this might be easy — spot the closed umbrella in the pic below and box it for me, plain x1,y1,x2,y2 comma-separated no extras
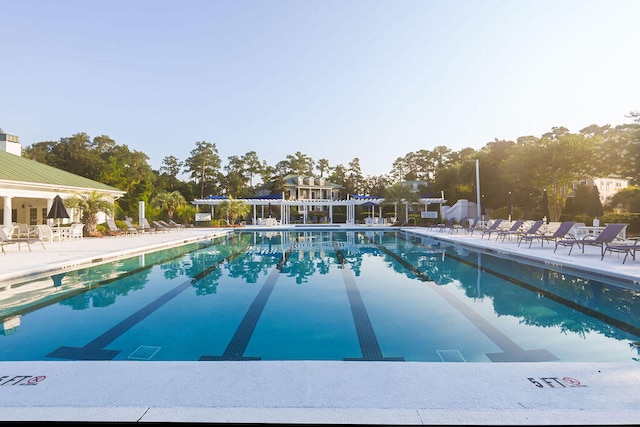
587,186,604,224
47,195,70,227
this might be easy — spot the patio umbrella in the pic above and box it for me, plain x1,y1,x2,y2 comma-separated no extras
541,189,549,220
587,186,604,219
47,195,69,226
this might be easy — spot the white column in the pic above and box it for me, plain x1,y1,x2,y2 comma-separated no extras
3,196,12,227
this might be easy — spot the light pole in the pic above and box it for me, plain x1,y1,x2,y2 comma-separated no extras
466,159,481,219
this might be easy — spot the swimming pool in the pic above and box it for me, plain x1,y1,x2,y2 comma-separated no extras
1,230,639,363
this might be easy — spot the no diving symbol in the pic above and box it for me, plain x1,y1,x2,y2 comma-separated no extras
26,376,46,385
562,377,581,386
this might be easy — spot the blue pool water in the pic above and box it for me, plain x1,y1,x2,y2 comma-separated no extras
1,230,639,362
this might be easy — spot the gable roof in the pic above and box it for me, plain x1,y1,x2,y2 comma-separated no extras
0,151,123,193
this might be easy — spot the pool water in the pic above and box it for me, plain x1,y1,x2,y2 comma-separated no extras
1,230,639,362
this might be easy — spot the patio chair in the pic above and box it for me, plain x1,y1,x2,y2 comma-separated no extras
479,219,504,239
158,220,180,231
498,219,544,243
0,227,45,254
140,217,159,233
168,219,185,230
555,223,628,256
602,238,639,264
429,217,454,232
105,218,124,237
153,220,173,232
15,223,38,238
123,219,141,236
518,221,575,248
462,217,481,236
495,219,525,242
63,223,84,240
441,217,460,234
36,224,64,243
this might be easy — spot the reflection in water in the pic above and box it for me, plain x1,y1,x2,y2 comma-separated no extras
1,230,639,357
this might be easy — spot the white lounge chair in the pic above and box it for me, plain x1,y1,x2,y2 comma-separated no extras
1,227,45,254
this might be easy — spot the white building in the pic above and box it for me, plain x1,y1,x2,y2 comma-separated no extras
576,177,628,204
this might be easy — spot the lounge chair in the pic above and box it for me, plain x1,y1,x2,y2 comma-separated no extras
105,218,124,237
602,238,639,264
555,223,628,256
153,220,173,232
159,219,181,231
497,219,544,243
15,223,38,238
495,219,525,242
518,221,575,248
168,219,185,229
461,217,480,235
0,227,45,254
429,218,454,232
440,217,459,234
479,219,504,239
140,217,158,233
123,219,141,236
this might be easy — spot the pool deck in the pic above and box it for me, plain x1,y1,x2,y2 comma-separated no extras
1,225,639,425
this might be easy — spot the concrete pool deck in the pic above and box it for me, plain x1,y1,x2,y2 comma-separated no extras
1,225,639,425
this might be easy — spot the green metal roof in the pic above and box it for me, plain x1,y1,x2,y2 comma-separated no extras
0,151,123,192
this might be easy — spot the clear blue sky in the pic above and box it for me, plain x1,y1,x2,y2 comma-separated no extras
2,0,639,177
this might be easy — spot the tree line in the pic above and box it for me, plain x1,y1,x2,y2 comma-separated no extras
11,111,640,223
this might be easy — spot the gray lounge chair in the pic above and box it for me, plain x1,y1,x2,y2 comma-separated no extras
602,238,639,264
519,221,575,248
105,218,125,237
495,219,525,242
479,219,504,239
123,219,141,236
555,223,628,256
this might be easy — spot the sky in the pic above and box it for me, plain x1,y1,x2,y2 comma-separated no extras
1,0,639,178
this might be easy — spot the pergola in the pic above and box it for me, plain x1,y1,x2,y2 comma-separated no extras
192,194,447,225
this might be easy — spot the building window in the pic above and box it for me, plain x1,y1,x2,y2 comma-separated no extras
0,209,3,225
11,209,17,223
42,208,48,224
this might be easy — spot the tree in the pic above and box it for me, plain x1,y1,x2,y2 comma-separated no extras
316,158,331,178
183,141,222,198
217,196,251,225
382,183,420,224
285,151,314,175
503,132,594,221
160,155,183,177
65,191,114,235
242,151,262,187
151,190,187,221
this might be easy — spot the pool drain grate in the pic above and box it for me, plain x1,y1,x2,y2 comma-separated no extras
128,346,161,360
437,349,466,362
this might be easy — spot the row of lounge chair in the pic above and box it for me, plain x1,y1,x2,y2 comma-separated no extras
104,218,184,236
437,218,638,264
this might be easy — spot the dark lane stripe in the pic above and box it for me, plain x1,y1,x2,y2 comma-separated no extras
335,244,403,361
200,250,293,361
47,247,245,360
364,234,558,362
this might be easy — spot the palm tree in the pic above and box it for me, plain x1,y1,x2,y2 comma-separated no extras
382,183,420,224
151,190,187,221
65,191,114,235
218,196,251,225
